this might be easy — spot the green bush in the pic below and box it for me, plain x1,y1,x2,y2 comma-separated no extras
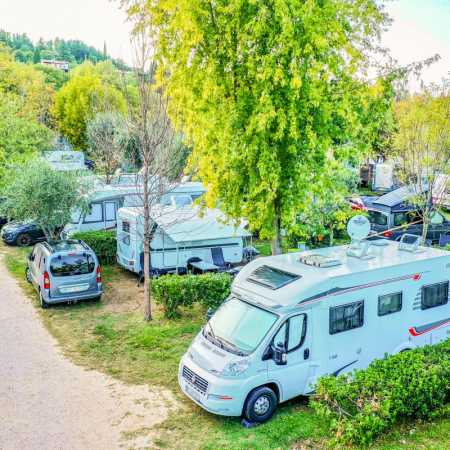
152,273,232,318
312,339,450,446
71,230,117,264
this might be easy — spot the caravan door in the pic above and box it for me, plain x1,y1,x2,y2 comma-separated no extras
104,201,119,230
267,313,311,400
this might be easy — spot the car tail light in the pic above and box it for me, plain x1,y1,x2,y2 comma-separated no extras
383,231,393,238
43,271,50,290
96,266,102,283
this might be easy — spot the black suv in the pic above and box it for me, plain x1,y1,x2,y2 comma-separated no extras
1,221,46,246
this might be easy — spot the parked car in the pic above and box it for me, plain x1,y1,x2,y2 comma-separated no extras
25,240,102,308
1,221,46,246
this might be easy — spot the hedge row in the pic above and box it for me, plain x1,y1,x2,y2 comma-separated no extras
152,273,232,318
71,230,117,264
312,339,450,445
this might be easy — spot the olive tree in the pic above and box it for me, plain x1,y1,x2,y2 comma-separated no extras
0,159,90,240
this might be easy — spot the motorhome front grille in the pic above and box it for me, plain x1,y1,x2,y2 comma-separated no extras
182,366,209,394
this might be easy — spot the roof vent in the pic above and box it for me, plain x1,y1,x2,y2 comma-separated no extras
299,254,342,268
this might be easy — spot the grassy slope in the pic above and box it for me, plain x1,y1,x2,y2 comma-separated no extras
2,243,449,450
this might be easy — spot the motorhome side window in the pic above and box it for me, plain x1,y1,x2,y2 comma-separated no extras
329,301,364,335
272,314,306,352
84,203,103,223
378,292,402,316
421,281,449,310
122,221,130,233
121,220,130,245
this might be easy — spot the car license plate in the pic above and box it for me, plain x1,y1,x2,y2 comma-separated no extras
60,284,89,294
185,383,203,403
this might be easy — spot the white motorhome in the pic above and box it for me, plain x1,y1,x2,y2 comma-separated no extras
116,205,250,275
63,181,206,236
179,235,450,423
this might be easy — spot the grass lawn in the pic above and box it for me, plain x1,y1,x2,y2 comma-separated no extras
2,242,449,450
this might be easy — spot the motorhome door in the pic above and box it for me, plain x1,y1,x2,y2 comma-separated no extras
267,313,311,401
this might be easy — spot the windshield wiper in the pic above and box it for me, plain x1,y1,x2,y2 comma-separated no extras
204,322,224,350
218,337,247,357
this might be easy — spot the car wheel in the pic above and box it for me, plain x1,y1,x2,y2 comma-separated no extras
243,386,278,423
16,233,32,247
39,290,49,309
25,267,32,284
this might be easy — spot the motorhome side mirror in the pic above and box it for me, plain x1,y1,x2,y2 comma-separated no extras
28,253,34,261
206,308,216,321
272,342,287,366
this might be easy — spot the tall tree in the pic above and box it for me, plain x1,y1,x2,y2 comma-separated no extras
52,62,127,149
393,81,450,242
144,0,390,254
87,112,128,183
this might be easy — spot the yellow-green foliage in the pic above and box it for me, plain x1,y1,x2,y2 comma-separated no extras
147,0,390,247
52,61,126,149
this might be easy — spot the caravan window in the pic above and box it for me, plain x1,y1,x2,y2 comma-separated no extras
83,203,103,223
105,202,117,221
122,221,130,233
329,301,364,335
421,281,449,310
378,292,402,316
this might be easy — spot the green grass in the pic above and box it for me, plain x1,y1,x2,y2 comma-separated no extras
1,242,449,450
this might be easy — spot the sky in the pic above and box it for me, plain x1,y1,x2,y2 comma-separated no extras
0,0,449,85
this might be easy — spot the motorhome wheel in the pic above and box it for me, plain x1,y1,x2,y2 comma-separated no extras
244,386,277,423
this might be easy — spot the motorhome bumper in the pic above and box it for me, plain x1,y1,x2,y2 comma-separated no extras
178,356,246,417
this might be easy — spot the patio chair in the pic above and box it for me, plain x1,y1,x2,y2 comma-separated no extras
211,247,231,272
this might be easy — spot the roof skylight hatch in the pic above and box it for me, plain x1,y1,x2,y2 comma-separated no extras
247,265,300,290
299,254,342,268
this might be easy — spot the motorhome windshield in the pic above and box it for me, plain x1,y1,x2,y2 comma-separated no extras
205,298,278,355
368,210,388,226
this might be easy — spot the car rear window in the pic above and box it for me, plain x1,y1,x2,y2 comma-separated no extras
50,254,95,277
368,210,388,226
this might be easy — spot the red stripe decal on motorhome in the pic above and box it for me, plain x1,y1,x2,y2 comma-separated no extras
300,273,424,306
408,318,450,337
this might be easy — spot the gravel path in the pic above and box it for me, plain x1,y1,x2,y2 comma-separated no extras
0,256,176,450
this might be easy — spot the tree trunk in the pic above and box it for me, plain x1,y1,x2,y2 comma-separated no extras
270,214,282,255
421,210,430,245
143,165,152,321
329,227,334,246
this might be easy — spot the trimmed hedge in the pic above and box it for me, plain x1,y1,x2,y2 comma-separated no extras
312,339,450,446
71,230,117,264
152,273,232,318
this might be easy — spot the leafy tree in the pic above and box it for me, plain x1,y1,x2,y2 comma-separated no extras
393,81,450,242
145,0,390,254
0,95,53,186
87,112,128,183
0,159,90,240
52,63,127,149
34,64,69,90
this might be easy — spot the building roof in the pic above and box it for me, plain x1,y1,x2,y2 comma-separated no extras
119,205,251,243
233,241,450,310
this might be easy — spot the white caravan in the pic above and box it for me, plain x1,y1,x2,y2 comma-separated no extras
44,150,86,171
179,236,450,423
63,181,206,237
116,205,250,275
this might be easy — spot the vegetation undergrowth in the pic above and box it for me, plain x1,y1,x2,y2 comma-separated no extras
1,242,449,450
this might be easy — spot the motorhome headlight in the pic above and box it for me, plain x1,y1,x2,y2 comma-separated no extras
221,358,251,376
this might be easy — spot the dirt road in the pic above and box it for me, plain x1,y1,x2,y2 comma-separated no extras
0,256,176,450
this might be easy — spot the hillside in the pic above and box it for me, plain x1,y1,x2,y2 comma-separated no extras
0,29,129,70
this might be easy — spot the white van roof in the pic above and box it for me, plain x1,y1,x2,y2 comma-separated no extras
118,205,251,243
233,241,450,310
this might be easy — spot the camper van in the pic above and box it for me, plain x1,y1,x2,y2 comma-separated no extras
116,205,250,275
62,181,206,237
179,235,450,423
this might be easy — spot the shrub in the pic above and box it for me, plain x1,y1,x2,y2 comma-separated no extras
71,230,117,264
152,273,232,318
312,339,450,446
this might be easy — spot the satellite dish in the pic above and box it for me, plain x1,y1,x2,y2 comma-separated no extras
347,215,370,241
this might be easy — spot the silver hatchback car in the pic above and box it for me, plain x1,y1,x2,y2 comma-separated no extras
26,240,103,308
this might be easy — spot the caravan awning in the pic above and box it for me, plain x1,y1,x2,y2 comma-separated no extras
151,206,251,244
